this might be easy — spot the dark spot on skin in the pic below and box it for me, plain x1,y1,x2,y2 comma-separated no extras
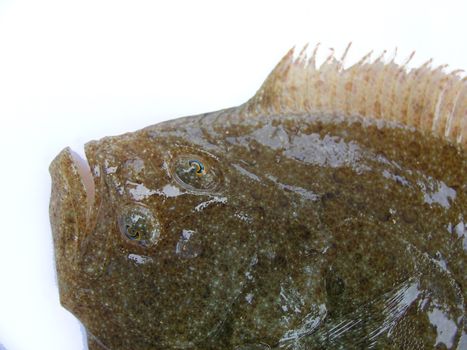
202,285,211,299
293,224,311,241
219,262,229,273
359,276,370,290
254,257,270,275
375,208,391,222
321,192,337,203
313,121,324,134
286,223,311,242
277,194,290,209
401,210,417,224
199,245,213,259
332,168,354,184
326,275,345,297
347,197,366,211
64,215,75,225
273,254,287,269
250,206,266,221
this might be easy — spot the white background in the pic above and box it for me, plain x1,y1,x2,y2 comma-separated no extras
0,1,465,349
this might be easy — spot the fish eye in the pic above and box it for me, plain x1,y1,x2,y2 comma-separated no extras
188,159,206,176
171,154,221,193
117,205,161,247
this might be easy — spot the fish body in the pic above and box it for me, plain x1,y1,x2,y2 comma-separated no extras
49,46,466,349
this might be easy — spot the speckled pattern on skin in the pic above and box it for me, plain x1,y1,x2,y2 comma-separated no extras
49,46,466,349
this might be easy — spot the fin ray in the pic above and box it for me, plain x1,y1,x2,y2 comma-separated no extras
241,44,466,148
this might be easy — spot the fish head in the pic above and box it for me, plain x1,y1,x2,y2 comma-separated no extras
49,120,289,349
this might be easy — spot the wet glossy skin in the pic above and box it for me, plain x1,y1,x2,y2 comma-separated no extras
50,109,466,349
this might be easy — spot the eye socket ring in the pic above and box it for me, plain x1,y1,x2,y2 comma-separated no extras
117,205,161,247
171,154,222,193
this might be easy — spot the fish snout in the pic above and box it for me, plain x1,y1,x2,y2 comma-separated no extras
49,147,95,294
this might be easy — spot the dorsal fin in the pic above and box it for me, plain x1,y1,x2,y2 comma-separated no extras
241,44,467,149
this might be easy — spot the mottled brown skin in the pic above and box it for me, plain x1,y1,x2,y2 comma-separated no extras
50,108,466,349
50,43,467,350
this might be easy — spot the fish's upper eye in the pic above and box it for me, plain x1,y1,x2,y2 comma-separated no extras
171,154,221,193
117,205,161,247
188,159,206,176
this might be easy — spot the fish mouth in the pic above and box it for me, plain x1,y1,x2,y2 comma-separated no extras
69,148,95,210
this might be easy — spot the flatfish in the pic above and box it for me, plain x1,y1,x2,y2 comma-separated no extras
49,45,466,349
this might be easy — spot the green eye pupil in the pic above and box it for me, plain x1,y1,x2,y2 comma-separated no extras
125,225,141,239
124,218,148,241
188,160,205,176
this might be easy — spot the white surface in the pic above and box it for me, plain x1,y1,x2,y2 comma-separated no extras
0,1,466,349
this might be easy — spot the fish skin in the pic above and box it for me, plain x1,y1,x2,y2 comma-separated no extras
49,46,466,349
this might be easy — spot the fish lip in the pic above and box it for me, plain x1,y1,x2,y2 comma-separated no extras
69,148,95,211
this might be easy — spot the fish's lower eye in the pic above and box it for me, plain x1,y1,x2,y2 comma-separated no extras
117,205,161,247
172,154,221,193
125,225,141,240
